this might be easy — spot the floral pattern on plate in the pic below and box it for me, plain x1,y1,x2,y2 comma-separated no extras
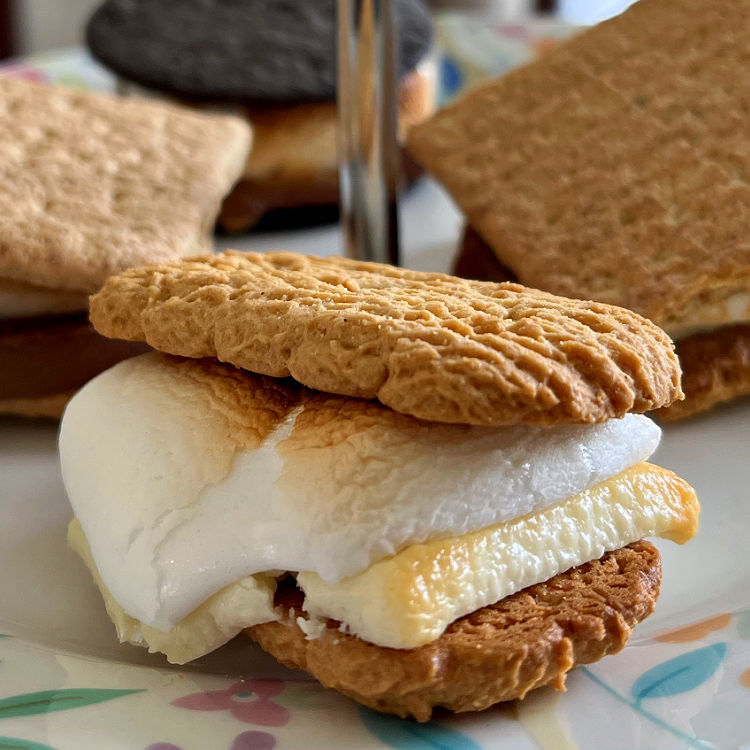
1,607,750,750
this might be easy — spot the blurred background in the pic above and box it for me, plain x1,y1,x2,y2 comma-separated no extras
0,0,639,60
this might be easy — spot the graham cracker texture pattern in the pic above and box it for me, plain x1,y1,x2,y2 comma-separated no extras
0,76,251,292
248,541,661,721
407,0,750,328
89,250,682,426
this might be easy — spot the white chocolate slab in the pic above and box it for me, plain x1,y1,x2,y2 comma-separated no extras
299,462,698,649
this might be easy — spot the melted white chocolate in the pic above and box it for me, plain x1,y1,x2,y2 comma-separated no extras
299,462,698,649
68,519,278,664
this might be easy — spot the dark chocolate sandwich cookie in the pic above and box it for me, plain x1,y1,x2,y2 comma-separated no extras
87,0,432,104
87,0,437,232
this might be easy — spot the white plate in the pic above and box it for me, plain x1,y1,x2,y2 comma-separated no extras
2,45,750,750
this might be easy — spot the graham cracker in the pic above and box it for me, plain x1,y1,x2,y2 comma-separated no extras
89,250,682,426
407,0,750,327
247,541,661,721
0,75,251,292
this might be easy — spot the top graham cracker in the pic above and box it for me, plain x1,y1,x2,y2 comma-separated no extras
89,250,682,426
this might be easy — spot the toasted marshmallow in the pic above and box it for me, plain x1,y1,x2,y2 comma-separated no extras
68,461,698,659
0,278,88,319
68,518,278,663
60,352,660,634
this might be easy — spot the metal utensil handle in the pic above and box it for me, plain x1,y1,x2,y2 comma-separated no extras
337,0,401,265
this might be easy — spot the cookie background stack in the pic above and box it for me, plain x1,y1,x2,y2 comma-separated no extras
408,0,750,420
0,75,251,417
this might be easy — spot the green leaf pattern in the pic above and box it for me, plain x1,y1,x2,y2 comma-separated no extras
0,737,59,750
0,689,144,719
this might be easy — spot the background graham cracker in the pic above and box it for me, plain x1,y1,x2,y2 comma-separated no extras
0,76,251,293
408,0,750,328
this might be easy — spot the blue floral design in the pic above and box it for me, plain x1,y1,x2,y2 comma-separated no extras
632,643,727,704
581,642,729,750
358,707,481,749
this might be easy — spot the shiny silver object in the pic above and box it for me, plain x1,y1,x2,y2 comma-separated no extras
337,0,400,265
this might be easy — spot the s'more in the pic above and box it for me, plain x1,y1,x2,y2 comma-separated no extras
59,251,698,720
0,76,250,417
408,0,750,420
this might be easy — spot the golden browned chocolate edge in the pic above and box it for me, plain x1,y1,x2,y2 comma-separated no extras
89,251,682,426
658,324,750,421
247,542,661,721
